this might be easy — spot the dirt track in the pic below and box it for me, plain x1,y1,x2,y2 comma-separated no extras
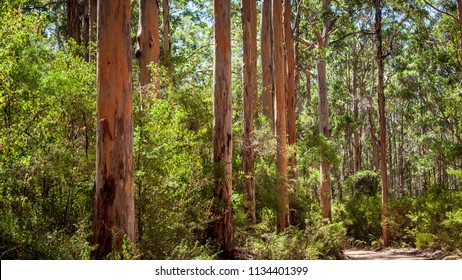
343,248,453,260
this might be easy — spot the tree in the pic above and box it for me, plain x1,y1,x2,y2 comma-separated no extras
162,0,172,79
67,0,80,43
284,0,297,185
89,0,97,61
92,0,135,259
212,0,233,258
136,0,161,95
316,0,335,220
273,0,290,231
375,0,390,247
241,0,257,224
261,0,274,129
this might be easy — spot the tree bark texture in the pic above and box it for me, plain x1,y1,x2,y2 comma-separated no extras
273,0,290,231
317,57,331,220
213,0,233,258
317,0,332,220
136,0,161,94
241,0,257,224
283,0,297,184
261,0,274,129
375,0,390,247
93,0,135,259
67,0,80,43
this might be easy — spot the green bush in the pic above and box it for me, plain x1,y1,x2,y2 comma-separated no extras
242,205,346,260
342,170,380,197
405,188,462,250
343,194,382,243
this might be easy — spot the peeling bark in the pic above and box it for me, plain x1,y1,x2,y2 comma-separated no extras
242,0,257,224
261,0,274,129
136,0,161,96
92,0,135,259
273,0,290,231
284,0,297,186
212,0,233,258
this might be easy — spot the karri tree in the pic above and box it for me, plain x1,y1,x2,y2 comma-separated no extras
283,0,297,185
261,0,274,128
241,0,257,224
212,0,233,258
273,0,290,231
92,0,135,259
375,0,390,247
136,0,161,95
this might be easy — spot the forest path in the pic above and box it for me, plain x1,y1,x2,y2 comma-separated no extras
343,248,449,260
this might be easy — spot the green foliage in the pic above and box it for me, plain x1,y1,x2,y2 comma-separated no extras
404,188,462,251
241,205,346,260
0,8,95,259
343,194,382,243
342,170,380,197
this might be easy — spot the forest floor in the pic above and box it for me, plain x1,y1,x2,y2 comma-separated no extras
343,247,459,260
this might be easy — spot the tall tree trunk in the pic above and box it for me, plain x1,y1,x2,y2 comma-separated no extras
82,1,89,61
136,0,161,96
212,0,233,258
261,0,274,129
352,55,361,173
92,0,135,259
67,0,80,43
457,0,462,67
284,0,297,185
241,0,257,224
162,0,173,80
305,69,311,107
89,0,97,61
317,0,332,221
375,0,390,247
318,57,331,220
273,0,290,231
367,60,380,172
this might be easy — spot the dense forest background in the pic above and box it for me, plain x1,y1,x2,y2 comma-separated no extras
1,0,461,260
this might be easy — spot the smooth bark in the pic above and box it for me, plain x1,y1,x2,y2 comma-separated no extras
375,0,390,247
241,0,257,224
284,0,297,184
212,0,233,258
92,0,135,259
273,0,290,231
136,0,161,95
317,0,333,220
261,0,274,129
67,0,80,43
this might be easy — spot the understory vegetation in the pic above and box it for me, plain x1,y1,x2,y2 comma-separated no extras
1,1,462,259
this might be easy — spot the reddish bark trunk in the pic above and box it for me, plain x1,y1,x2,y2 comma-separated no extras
92,0,135,259
67,0,80,43
273,0,290,231
284,0,297,185
213,0,233,258
241,0,257,224
261,0,274,129
136,0,161,96
375,0,390,247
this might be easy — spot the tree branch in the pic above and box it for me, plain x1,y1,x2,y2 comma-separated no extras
422,0,459,23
